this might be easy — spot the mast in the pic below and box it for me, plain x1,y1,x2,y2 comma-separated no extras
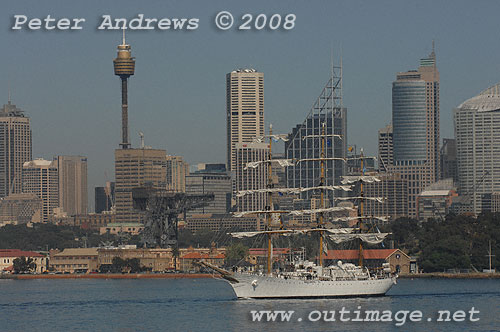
359,148,364,267
267,124,273,275
319,122,326,267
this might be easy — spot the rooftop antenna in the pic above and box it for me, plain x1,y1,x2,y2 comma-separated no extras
122,27,126,45
139,131,144,149
8,82,11,104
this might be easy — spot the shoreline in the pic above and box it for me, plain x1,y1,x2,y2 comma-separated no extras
399,272,500,279
2,272,499,280
0,273,222,280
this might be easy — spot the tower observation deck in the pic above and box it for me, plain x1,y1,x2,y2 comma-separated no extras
113,31,135,149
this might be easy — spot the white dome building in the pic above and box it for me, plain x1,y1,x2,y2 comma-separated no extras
454,83,500,214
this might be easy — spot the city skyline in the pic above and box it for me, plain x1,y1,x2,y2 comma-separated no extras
3,1,500,208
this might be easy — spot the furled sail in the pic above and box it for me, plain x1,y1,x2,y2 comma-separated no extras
330,216,390,222
328,233,390,245
229,228,356,238
341,176,381,184
236,185,352,197
335,196,385,203
244,159,294,170
253,134,289,143
297,157,346,163
289,206,355,216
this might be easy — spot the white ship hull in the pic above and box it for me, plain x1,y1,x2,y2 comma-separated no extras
227,273,396,299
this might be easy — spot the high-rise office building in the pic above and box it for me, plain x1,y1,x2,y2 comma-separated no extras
166,155,189,193
378,124,393,173
454,83,500,214
56,156,87,216
440,138,458,183
186,165,232,216
226,69,264,172
95,181,115,213
286,68,347,206
362,173,408,221
235,142,269,212
389,47,440,217
0,99,32,198
114,148,167,223
22,159,58,222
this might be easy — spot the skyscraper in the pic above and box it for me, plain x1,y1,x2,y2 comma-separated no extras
454,83,500,214
95,181,115,213
22,159,58,222
226,69,264,172
389,47,440,217
378,124,393,173
186,165,232,216
285,66,346,206
56,156,87,216
0,99,32,198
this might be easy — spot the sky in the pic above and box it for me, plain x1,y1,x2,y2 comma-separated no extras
2,0,500,211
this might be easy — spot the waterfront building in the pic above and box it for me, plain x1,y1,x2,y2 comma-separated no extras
388,47,440,217
0,99,32,198
56,156,87,216
454,82,500,214
114,148,167,223
226,69,264,172
0,249,46,274
416,179,457,220
50,248,99,273
22,159,58,222
378,124,393,172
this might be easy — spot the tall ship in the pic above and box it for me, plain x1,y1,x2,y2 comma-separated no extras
201,120,397,299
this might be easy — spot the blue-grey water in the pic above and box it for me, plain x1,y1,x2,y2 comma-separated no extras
0,277,499,332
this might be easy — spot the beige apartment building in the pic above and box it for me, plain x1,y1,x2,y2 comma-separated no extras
166,155,189,192
114,148,167,223
22,159,59,222
50,248,99,273
56,156,88,216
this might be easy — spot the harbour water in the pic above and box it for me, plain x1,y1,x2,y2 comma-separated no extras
0,277,499,331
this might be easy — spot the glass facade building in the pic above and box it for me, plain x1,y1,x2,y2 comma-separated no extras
392,80,427,162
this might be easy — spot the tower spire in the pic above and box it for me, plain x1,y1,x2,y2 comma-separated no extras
113,31,135,149
8,83,11,104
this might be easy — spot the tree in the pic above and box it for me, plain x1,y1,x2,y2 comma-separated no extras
13,256,36,274
225,243,249,266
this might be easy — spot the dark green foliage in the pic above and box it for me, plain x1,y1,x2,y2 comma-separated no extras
225,243,249,266
13,256,36,273
0,224,124,250
110,257,146,273
386,213,500,272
